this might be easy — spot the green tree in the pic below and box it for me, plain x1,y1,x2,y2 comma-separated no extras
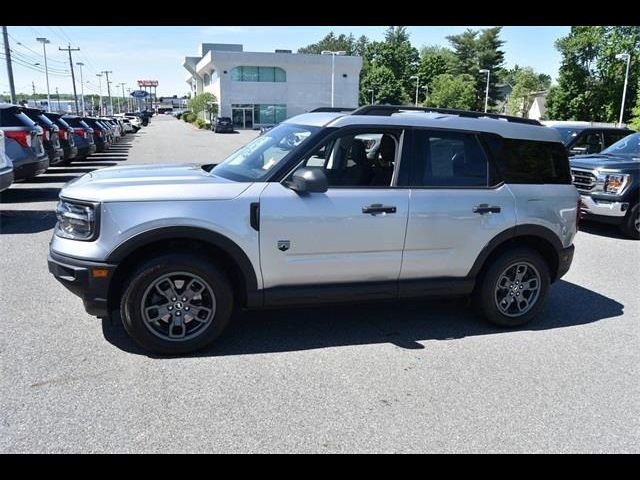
298,32,365,56
507,67,552,117
545,26,640,122
416,46,455,104
188,92,218,120
425,74,476,110
629,85,640,130
360,64,404,105
446,27,506,111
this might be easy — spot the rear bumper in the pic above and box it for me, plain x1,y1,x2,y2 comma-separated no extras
63,144,78,160
47,146,64,163
555,244,575,282
48,251,117,318
0,166,14,192
13,155,50,181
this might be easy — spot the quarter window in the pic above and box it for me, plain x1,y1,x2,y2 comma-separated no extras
230,66,286,82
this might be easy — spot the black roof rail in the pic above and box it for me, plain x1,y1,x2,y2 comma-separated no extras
309,107,355,113
351,105,542,126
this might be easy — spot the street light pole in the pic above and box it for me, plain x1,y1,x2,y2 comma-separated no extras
410,75,420,106
321,50,346,108
36,38,51,111
615,53,631,127
76,62,85,115
101,70,113,115
368,88,374,104
479,68,490,113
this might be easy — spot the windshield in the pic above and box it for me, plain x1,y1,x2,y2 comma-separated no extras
211,123,319,182
601,132,640,156
552,127,584,144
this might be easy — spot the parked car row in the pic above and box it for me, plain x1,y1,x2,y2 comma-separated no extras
0,103,145,190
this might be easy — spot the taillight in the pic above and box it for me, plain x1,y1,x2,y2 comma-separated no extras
95,130,102,138
58,129,67,140
44,129,50,141
5,130,32,148
74,128,86,138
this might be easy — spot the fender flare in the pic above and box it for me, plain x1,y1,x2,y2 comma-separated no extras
107,226,261,307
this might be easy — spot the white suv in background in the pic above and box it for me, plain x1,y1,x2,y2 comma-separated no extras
48,105,579,354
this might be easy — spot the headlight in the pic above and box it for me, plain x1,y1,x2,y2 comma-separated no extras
55,199,98,241
604,173,630,194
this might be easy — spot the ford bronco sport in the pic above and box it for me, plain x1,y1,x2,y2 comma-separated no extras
48,106,579,354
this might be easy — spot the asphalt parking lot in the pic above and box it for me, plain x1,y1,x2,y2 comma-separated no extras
1,115,638,453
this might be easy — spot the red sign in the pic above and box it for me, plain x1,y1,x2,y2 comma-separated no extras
137,80,159,87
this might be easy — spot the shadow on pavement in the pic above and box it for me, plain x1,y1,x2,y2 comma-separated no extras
0,210,57,234
20,175,83,184
0,188,60,203
579,220,632,241
101,280,624,358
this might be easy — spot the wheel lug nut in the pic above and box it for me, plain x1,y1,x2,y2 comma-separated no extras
171,297,176,302
185,307,190,311
176,312,181,316
182,297,187,302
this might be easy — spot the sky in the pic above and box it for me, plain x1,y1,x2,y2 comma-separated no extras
1,26,570,98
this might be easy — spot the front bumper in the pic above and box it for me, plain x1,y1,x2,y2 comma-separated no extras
0,166,14,192
48,251,117,317
555,244,574,282
580,195,629,222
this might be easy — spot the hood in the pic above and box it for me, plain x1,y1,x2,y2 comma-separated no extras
61,163,251,202
570,154,640,172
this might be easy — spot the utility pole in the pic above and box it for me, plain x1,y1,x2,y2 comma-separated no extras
101,70,113,115
55,87,60,112
36,37,51,111
59,44,80,114
126,88,131,111
76,62,85,115
96,73,103,114
119,83,126,114
2,26,16,103
32,81,36,97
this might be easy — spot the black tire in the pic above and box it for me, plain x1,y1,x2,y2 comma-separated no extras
473,247,551,327
619,203,640,240
120,253,234,355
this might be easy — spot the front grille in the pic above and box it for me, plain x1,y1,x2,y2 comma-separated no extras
571,168,597,192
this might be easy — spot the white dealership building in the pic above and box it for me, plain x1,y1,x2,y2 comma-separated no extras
183,43,362,129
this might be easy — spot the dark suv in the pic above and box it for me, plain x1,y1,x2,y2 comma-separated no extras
0,104,49,181
22,107,64,166
544,122,634,156
62,116,96,159
81,117,111,152
42,112,78,165
212,116,234,133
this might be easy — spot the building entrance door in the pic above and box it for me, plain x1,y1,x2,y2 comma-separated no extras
231,107,254,129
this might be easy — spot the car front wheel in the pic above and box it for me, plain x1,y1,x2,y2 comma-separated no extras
120,253,234,354
619,203,640,240
474,247,551,327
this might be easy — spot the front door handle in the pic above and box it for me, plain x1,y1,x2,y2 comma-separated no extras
362,204,397,215
473,204,501,214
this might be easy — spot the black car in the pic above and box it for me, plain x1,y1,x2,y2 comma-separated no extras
82,117,112,152
547,122,634,156
212,116,234,133
22,107,64,166
571,132,640,239
0,104,49,181
62,115,96,159
42,112,78,165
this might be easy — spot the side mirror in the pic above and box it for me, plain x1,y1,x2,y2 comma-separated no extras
569,146,587,156
287,168,328,194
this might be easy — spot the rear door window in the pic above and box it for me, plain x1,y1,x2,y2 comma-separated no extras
405,130,490,187
604,131,632,147
572,131,603,154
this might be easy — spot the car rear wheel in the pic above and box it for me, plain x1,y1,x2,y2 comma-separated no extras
120,253,234,354
619,203,640,240
474,247,550,327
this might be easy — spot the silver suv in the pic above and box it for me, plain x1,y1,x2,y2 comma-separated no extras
48,106,579,354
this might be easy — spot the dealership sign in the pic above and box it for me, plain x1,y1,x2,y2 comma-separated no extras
130,90,149,98
137,80,159,87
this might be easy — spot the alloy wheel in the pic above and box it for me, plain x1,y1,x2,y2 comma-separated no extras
494,261,541,317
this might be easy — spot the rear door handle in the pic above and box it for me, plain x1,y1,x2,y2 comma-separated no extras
362,204,397,215
473,204,501,214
